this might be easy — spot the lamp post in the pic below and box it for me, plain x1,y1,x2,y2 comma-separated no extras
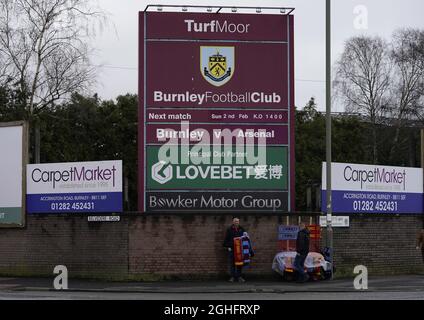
326,0,334,280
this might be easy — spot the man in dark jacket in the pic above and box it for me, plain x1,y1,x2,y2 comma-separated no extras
223,217,246,282
294,222,310,282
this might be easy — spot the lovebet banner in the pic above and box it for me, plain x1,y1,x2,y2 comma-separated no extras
147,146,288,190
27,160,123,213
139,10,295,212
322,162,423,214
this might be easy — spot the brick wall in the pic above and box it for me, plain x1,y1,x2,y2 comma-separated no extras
0,215,129,279
128,215,307,279
321,215,424,276
0,214,422,280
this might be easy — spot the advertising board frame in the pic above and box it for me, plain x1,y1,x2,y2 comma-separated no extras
0,121,28,228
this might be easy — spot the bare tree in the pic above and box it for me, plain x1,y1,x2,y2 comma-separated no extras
335,36,392,163
0,0,104,162
387,29,424,161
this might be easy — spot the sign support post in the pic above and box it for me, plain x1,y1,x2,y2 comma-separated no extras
326,0,334,280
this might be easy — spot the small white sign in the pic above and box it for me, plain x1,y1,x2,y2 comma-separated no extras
319,216,350,227
87,216,120,222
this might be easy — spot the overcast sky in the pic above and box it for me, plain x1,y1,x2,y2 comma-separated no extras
92,0,424,111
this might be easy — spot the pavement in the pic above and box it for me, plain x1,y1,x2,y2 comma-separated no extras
0,274,424,294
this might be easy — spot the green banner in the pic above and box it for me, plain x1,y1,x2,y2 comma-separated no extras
147,145,288,190
0,207,23,225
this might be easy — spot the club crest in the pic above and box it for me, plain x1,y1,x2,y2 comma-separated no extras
200,46,235,87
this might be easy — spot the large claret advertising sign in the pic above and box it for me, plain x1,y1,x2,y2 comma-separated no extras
321,162,423,214
139,11,295,213
27,160,123,213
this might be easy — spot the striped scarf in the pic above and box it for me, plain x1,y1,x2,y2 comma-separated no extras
233,233,253,266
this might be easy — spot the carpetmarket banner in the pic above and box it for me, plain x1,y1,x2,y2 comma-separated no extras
27,160,122,213
322,162,423,214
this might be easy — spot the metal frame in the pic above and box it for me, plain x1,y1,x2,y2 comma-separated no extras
144,5,295,15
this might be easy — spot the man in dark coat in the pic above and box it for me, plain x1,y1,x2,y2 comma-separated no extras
223,217,246,282
294,222,310,282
